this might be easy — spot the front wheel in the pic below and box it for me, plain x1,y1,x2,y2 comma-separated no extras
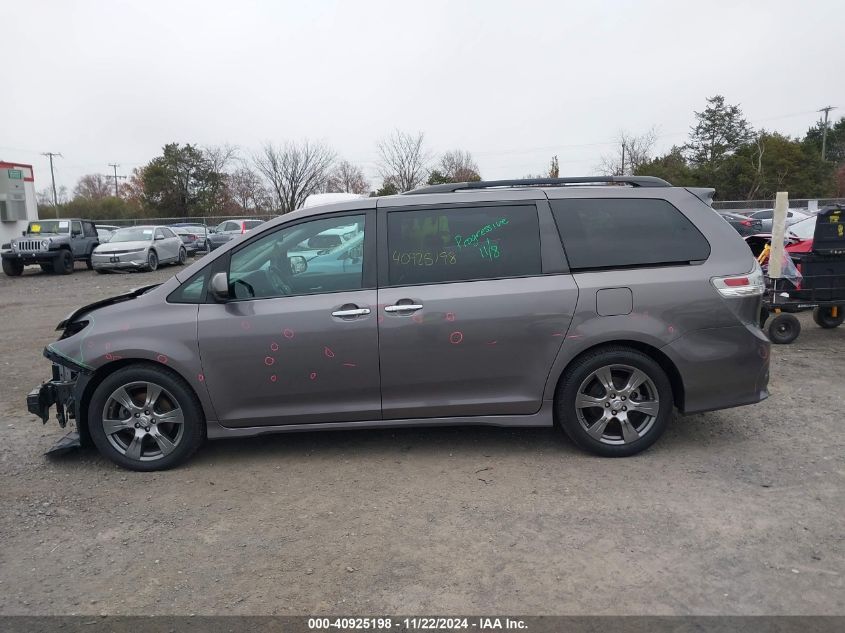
146,250,158,271
768,313,800,344
556,347,673,457
87,365,205,471
2,258,24,276
53,250,74,274
813,306,845,329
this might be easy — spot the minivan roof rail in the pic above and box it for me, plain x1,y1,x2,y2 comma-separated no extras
403,176,672,195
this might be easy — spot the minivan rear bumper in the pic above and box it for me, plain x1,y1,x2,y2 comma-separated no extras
663,324,770,414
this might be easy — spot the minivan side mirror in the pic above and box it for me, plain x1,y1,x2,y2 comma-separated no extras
210,272,230,301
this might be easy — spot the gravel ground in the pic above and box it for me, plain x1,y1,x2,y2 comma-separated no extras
0,261,842,615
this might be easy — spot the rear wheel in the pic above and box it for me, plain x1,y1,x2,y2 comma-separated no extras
2,258,24,276
53,250,74,275
768,313,800,344
85,253,94,270
555,347,673,457
39,263,52,273
147,250,158,271
87,365,205,471
177,247,187,265
813,306,845,329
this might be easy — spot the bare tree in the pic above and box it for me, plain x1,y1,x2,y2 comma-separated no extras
203,144,238,213
253,141,336,213
229,167,271,212
377,130,431,192
598,128,658,176
437,149,481,182
327,160,370,194
73,174,113,200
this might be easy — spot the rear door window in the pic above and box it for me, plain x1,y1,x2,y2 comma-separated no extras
551,198,710,270
386,205,541,286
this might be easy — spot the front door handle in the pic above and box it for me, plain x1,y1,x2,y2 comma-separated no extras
384,304,423,313
331,307,371,317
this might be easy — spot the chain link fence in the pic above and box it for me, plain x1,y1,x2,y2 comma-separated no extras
94,213,279,229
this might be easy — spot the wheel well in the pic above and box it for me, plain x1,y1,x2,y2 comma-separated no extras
554,340,685,411
77,359,205,444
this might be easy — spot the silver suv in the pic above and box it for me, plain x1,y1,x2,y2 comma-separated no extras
27,177,770,470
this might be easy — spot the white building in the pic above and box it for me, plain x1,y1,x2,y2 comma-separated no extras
0,161,38,245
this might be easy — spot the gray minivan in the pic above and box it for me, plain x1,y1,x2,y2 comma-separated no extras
27,177,770,470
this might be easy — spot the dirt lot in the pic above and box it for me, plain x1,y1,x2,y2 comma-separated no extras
0,261,842,616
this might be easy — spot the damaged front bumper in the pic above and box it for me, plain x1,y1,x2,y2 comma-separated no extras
27,356,83,428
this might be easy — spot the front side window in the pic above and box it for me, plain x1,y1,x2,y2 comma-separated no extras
228,214,366,300
387,205,541,286
71,221,83,235
551,198,711,270
155,228,165,239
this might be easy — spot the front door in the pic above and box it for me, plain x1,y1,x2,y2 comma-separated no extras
198,211,380,427
377,202,578,419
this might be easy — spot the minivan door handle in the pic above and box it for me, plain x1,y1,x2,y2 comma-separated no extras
331,307,371,318
384,303,423,313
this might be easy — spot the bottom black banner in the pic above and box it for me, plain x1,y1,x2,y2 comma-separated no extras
0,616,843,633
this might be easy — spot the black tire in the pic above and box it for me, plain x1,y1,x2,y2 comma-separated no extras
178,247,187,265
555,346,673,457
812,305,845,329
85,254,94,270
2,258,24,276
87,364,205,471
39,263,52,273
53,250,74,275
147,250,158,272
768,313,801,344
95,268,109,274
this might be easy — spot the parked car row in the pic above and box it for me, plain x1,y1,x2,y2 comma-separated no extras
2,218,267,276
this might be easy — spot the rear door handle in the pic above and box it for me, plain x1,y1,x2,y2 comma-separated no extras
384,304,423,313
331,307,371,317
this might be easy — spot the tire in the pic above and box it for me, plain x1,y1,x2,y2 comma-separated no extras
95,268,109,274
812,306,845,329
85,254,94,270
53,250,74,275
87,364,205,471
768,313,801,344
146,250,158,272
177,247,187,265
2,258,24,276
555,346,673,457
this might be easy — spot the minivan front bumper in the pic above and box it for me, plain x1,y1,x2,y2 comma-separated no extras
27,361,79,428
664,323,770,414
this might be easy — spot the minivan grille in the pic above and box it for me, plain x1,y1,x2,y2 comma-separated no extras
16,239,48,252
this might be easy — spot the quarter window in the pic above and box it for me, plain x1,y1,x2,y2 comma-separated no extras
228,215,366,300
386,205,541,286
551,199,710,270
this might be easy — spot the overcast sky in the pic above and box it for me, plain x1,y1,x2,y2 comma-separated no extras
3,0,843,194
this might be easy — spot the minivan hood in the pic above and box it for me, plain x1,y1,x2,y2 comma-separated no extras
95,240,150,253
56,284,161,330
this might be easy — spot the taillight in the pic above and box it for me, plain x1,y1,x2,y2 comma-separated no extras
241,223,246,234
741,219,752,227
711,262,765,297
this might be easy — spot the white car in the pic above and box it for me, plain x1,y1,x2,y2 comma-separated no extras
746,208,810,232
91,225,186,273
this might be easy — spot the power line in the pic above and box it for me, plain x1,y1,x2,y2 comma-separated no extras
41,152,62,217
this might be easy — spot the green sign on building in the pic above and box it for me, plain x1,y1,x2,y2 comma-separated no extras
8,169,22,179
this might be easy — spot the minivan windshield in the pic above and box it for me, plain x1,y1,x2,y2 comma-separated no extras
27,220,70,234
109,227,155,243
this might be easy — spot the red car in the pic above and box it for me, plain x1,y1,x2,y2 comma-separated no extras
744,215,817,257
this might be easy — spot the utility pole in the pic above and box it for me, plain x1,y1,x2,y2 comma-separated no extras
41,152,62,218
819,106,836,160
108,163,126,197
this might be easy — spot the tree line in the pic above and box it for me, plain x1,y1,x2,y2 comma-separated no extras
38,96,845,220
38,131,481,221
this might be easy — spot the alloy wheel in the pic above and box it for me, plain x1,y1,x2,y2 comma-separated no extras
574,364,660,445
101,381,185,461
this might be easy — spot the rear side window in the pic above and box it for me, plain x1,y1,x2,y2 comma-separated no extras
387,205,541,286
551,199,710,270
